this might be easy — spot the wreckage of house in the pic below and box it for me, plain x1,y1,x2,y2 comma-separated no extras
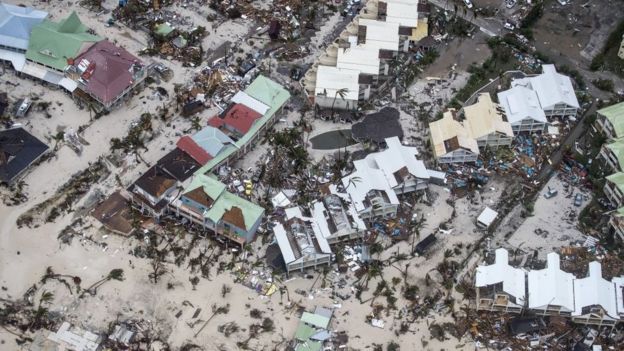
293,307,334,351
274,207,333,273
337,136,431,219
430,93,513,164
476,249,624,326
510,64,579,119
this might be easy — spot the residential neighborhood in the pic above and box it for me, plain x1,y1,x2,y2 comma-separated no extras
1,0,624,350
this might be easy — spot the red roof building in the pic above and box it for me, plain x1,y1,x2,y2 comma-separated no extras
70,40,145,109
176,135,213,165
207,103,262,137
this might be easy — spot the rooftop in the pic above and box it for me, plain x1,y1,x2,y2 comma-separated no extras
511,64,579,111
463,93,514,139
156,147,201,182
572,261,619,319
429,110,479,158
604,138,624,169
527,253,575,311
606,172,624,193
358,18,400,51
26,11,101,71
383,1,419,28
314,65,360,101
177,126,235,166
71,40,143,105
0,3,47,50
336,46,380,75
0,127,49,184
274,208,332,265
132,165,176,198
497,85,547,125
475,248,526,305
208,103,262,136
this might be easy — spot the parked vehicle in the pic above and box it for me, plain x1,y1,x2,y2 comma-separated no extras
464,0,473,9
504,21,515,31
544,187,558,199
574,193,583,207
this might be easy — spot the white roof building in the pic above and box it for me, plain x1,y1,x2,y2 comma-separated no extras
527,253,575,312
336,46,380,75
613,276,624,318
497,85,548,126
573,261,619,319
511,64,580,111
476,207,498,228
475,249,526,306
340,137,429,212
314,65,360,101
230,91,269,115
384,1,419,28
358,19,400,51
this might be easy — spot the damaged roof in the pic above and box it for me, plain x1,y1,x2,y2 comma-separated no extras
208,103,262,135
475,248,526,305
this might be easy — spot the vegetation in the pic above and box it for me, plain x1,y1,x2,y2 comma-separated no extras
592,78,615,92
519,0,544,39
590,19,624,77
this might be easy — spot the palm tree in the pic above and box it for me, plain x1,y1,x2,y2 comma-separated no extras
330,88,348,121
81,269,124,297
345,176,362,190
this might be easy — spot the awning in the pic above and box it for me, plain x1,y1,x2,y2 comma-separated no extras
0,49,25,71
59,78,78,92
20,62,47,79
19,62,77,92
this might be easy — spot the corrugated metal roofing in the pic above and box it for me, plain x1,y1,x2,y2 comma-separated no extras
0,3,47,50
599,102,624,137
207,103,262,135
0,127,49,184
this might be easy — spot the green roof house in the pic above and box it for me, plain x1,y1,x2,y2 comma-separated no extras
26,12,101,71
154,22,175,38
605,172,624,208
175,174,264,246
596,102,624,139
293,307,333,351
601,138,624,172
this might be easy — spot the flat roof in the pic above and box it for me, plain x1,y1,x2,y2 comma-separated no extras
314,66,360,101
336,46,380,75
385,2,419,27
358,19,400,51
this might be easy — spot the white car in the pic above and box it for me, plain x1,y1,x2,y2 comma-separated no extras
505,0,517,8
503,21,515,31
464,0,473,9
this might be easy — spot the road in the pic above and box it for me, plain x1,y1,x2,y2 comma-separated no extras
427,0,503,37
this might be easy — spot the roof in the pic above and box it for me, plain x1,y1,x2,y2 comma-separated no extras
411,18,429,41
133,165,176,197
572,261,619,319
463,93,514,139
208,103,262,135
0,127,49,184
336,46,380,75
72,40,143,105
477,207,498,227
274,222,296,263
527,253,575,311
91,191,134,235
206,190,263,231
230,91,269,115
358,19,400,51
177,126,235,165
26,11,101,71
301,311,330,329
497,85,547,125
155,22,174,37
384,1,419,27
314,66,360,101
429,110,479,158
0,3,47,50
184,174,226,206
604,138,624,169
606,172,624,193
352,107,403,143
156,147,200,182
598,102,624,137
511,64,579,111
475,248,526,304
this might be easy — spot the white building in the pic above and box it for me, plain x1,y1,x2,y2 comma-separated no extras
497,85,548,133
357,18,400,52
311,194,367,244
475,248,526,313
527,253,575,316
511,64,580,119
572,261,620,326
314,65,360,110
338,136,430,219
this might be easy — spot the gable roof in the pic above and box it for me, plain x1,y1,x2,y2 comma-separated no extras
26,11,101,70
0,127,49,184
314,66,360,101
527,253,575,311
475,248,526,304
177,126,235,165
206,191,264,231
358,19,400,51
207,103,262,135
598,102,624,137
0,3,47,50
383,1,419,28
606,172,624,193
511,64,579,111
497,85,547,125
132,165,176,197
429,110,480,158
463,93,514,139
182,174,226,210
156,147,200,182
72,40,143,105
573,261,619,319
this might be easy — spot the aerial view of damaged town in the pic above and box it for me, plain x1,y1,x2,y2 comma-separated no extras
3,0,624,350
